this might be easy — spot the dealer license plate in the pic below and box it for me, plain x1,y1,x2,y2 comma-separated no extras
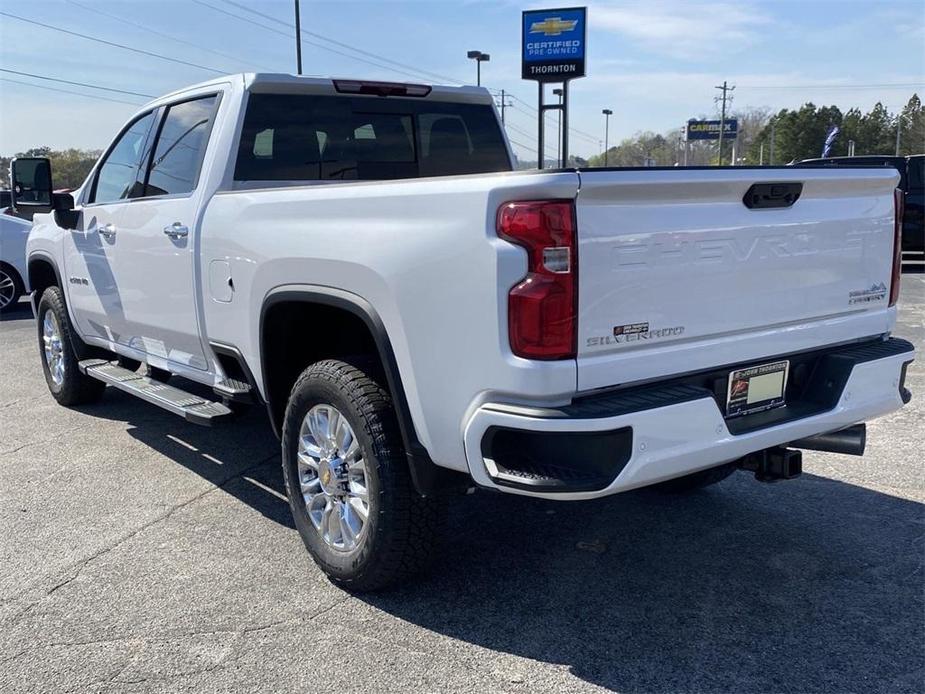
725,360,789,417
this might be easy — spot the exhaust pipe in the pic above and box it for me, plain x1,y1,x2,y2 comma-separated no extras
790,424,866,456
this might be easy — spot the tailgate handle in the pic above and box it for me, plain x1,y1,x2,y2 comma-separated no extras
743,182,802,209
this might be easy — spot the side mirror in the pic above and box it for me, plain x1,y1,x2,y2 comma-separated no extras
10,157,54,209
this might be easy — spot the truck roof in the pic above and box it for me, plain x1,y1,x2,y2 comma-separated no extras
149,73,492,108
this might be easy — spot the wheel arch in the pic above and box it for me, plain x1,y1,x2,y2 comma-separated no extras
259,287,464,496
27,252,62,304
27,252,103,361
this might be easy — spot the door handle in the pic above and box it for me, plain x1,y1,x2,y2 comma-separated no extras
163,222,189,239
97,223,116,239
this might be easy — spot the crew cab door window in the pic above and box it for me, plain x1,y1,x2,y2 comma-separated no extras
90,111,157,204
145,95,218,196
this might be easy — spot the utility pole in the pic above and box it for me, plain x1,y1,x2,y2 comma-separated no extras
714,81,734,165
497,89,512,125
602,109,612,167
294,0,302,75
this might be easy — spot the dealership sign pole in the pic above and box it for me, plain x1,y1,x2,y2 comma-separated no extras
522,7,587,169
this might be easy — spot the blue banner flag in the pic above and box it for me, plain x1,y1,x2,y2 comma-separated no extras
822,125,840,158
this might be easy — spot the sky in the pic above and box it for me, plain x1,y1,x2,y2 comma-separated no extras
0,0,923,161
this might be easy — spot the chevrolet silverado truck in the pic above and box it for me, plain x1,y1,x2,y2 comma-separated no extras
13,74,914,591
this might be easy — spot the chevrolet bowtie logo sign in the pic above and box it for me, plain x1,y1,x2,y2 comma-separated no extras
522,7,587,83
529,17,578,36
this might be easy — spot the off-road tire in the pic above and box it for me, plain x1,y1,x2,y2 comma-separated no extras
37,286,106,406
281,359,442,592
654,462,738,493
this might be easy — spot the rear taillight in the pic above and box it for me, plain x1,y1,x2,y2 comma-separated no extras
890,188,903,306
497,200,577,360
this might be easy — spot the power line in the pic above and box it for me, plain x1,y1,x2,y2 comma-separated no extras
0,77,146,107
507,92,599,145
506,136,533,155
505,121,535,141
194,0,432,82
739,82,925,90
65,0,279,72
0,10,226,75
0,68,156,98
219,0,463,86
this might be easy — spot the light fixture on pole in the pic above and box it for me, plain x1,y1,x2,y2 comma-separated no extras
467,50,490,86
602,109,613,167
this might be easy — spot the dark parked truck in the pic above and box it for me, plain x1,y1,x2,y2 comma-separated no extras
11,74,916,591
799,154,924,257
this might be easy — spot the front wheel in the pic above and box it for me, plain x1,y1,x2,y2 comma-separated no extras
37,286,106,406
281,359,441,592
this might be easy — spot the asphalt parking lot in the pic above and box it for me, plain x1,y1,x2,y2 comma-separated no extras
1,275,922,694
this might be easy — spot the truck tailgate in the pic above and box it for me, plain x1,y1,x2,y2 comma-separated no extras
575,167,899,392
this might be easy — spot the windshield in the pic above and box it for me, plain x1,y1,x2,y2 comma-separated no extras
234,93,511,182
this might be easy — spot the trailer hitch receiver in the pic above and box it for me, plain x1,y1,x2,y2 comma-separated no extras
738,446,802,482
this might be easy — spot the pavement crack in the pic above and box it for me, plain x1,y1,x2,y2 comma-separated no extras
0,425,84,456
0,453,279,624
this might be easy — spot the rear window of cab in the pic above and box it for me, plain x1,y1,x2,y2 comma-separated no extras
234,93,511,182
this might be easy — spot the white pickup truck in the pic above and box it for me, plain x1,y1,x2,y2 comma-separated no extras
15,74,914,591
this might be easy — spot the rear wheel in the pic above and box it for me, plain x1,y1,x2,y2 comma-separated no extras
281,359,441,592
0,263,24,313
37,286,106,406
654,463,738,493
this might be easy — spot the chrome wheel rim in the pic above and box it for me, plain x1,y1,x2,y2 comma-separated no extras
42,309,65,386
0,270,14,309
297,404,370,552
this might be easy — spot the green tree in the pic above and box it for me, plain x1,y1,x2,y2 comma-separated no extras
746,96,920,163
0,147,100,189
898,94,924,155
855,102,894,154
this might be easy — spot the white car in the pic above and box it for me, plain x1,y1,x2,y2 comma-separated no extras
18,73,915,591
0,211,30,312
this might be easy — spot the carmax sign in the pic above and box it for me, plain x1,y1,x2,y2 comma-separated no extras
687,119,738,141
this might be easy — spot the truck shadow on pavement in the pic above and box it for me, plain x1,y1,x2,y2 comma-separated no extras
74,386,294,530
369,476,924,693
70,365,922,693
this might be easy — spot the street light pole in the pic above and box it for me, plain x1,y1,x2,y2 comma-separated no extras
602,109,612,167
294,0,302,75
466,50,490,86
